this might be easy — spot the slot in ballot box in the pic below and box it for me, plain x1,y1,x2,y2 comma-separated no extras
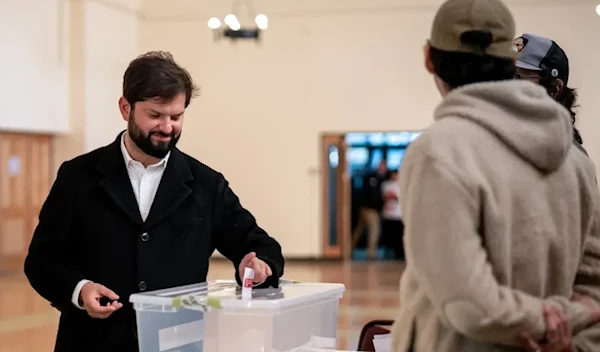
130,280,345,352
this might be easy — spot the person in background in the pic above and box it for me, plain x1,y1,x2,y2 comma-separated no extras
24,51,284,352
390,0,600,351
380,170,405,260
514,33,600,351
352,159,388,260
514,33,586,153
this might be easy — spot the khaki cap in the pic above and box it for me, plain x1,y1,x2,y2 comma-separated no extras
429,0,517,59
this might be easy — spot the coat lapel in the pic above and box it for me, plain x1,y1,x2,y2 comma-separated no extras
97,132,143,225
143,148,193,230
96,132,194,229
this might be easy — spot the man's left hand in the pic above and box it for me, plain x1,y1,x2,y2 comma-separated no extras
238,252,272,284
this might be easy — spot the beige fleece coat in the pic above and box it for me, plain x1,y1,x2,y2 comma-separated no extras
391,80,600,352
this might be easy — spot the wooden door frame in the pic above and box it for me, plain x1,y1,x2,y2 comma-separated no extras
320,130,424,261
320,133,351,260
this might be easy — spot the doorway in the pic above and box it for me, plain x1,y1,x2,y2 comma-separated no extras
0,132,52,273
320,131,422,261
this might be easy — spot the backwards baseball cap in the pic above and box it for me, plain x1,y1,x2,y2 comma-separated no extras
514,33,570,85
429,0,516,59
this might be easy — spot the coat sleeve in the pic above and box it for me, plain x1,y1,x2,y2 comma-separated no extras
212,173,284,288
24,162,87,312
398,153,593,347
572,212,600,352
573,325,600,352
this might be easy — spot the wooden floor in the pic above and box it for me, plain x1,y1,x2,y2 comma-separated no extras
0,259,404,351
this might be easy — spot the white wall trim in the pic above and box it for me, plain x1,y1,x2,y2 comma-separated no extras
141,0,600,22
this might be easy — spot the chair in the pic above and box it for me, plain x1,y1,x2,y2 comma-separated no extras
356,319,394,351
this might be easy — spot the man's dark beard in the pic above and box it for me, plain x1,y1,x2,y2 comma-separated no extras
127,113,180,159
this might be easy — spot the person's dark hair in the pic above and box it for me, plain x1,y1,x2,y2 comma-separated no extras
430,30,515,88
123,51,199,108
537,72,582,144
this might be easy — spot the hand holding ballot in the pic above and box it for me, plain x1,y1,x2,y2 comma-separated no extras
239,252,272,285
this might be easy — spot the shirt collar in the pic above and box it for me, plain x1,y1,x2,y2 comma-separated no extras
120,132,170,168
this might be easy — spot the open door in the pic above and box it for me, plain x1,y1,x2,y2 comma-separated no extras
321,134,351,260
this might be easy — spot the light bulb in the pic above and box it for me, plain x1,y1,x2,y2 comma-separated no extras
207,17,221,29
255,14,268,24
596,4,600,16
255,14,268,30
224,14,238,26
229,21,241,31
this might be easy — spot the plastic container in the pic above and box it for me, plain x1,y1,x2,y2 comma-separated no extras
130,280,345,352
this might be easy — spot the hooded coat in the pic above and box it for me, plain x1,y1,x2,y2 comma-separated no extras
391,80,600,352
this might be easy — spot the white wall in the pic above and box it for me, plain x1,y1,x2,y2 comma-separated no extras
0,0,141,170
49,0,141,170
82,0,141,152
139,0,600,258
0,0,70,133
6,0,598,258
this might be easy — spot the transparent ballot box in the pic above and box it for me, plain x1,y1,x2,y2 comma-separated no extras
129,281,345,352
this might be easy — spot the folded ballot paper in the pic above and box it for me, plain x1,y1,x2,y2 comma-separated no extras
373,333,392,352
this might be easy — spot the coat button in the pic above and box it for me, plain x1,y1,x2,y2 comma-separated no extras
138,281,147,291
140,233,149,242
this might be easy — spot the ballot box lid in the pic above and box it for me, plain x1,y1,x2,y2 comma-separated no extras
129,280,345,314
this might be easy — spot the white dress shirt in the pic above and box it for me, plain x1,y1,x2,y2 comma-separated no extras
71,133,170,309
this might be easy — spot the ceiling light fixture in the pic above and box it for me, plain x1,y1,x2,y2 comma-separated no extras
208,0,268,43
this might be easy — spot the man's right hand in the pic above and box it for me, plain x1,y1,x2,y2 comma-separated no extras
79,282,123,319
520,304,574,352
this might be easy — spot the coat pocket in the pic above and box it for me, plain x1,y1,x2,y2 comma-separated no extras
169,216,205,236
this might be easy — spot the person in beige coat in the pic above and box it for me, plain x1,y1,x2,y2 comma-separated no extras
390,0,600,351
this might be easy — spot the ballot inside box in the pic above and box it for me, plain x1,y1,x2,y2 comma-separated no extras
129,280,345,352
